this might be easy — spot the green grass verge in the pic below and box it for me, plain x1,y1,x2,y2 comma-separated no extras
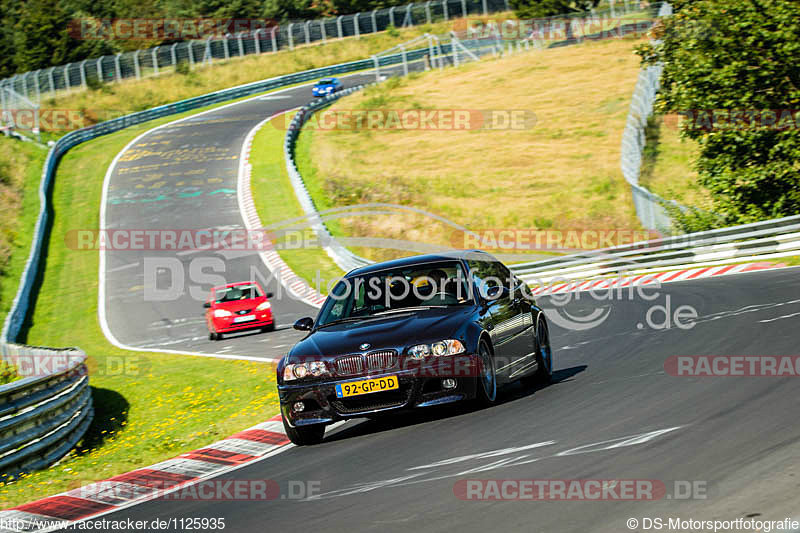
0,92,294,509
249,114,344,289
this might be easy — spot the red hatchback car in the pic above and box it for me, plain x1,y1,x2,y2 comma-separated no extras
204,282,274,340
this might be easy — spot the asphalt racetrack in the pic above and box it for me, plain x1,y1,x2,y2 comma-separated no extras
101,70,405,360
98,55,800,533
95,263,800,531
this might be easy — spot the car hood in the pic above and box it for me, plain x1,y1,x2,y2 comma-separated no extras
290,307,472,358
213,298,264,312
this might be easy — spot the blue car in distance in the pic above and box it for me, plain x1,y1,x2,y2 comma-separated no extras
312,77,342,97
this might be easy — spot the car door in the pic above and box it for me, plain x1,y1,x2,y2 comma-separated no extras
467,258,533,381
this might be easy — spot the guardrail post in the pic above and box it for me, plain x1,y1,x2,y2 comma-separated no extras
223,34,231,59
304,21,311,44
443,0,449,21
336,16,344,39
373,55,381,82
152,46,159,76
482,0,488,15
451,33,460,66
237,32,245,56
404,4,413,27
96,58,104,83
400,44,408,75
425,1,432,23
80,61,88,88
188,42,195,66
47,67,55,94
64,64,71,92
371,9,378,33
133,51,141,79
354,14,360,38
22,72,29,98
0,85,7,130
288,23,295,50
271,26,278,52
320,21,327,43
254,29,262,54
170,43,178,66
461,0,467,17
33,71,40,104
114,54,122,82
389,6,397,27
202,38,211,64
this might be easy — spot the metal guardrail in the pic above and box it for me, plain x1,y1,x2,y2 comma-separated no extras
507,213,800,283
618,1,683,233
0,51,424,345
0,344,92,477
283,33,509,272
284,86,375,273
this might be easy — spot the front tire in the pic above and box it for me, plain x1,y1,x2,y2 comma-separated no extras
282,417,325,446
528,315,553,386
475,339,497,406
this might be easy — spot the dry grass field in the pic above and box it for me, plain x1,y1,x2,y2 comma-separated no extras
301,35,650,261
41,14,513,131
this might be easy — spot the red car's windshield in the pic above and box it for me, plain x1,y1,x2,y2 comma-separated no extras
214,284,263,303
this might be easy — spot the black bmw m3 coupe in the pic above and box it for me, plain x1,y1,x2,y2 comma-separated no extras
276,250,554,445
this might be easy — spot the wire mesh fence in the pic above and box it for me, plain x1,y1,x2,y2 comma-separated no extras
619,2,684,234
0,0,512,105
0,85,40,141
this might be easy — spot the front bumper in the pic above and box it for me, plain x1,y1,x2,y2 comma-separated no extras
212,311,273,334
278,356,480,427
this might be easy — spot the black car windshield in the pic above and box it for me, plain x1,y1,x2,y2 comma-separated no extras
214,284,262,303
317,261,472,327
317,79,335,84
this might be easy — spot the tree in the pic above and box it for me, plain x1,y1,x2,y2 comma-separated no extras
510,0,600,18
12,0,70,72
637,0,800,226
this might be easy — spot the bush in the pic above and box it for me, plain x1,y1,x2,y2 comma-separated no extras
637,0,800,226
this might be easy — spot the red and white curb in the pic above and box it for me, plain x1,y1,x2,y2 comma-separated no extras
237,111,327,309
0,415,292,531
530,261,789,296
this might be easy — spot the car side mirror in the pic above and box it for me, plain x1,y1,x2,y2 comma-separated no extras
266,292,274,299
203,302,211,308
293,317,314,331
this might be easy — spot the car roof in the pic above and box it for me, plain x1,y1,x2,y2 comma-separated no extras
212,281,261,291
317,78,337,83
344,250,495,278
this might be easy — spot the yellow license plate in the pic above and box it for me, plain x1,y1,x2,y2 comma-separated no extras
335,376,399,398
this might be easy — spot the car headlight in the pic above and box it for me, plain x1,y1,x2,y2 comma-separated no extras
408,339,465,359
256,301,271,311
283,360,330,381
213,309,233,318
